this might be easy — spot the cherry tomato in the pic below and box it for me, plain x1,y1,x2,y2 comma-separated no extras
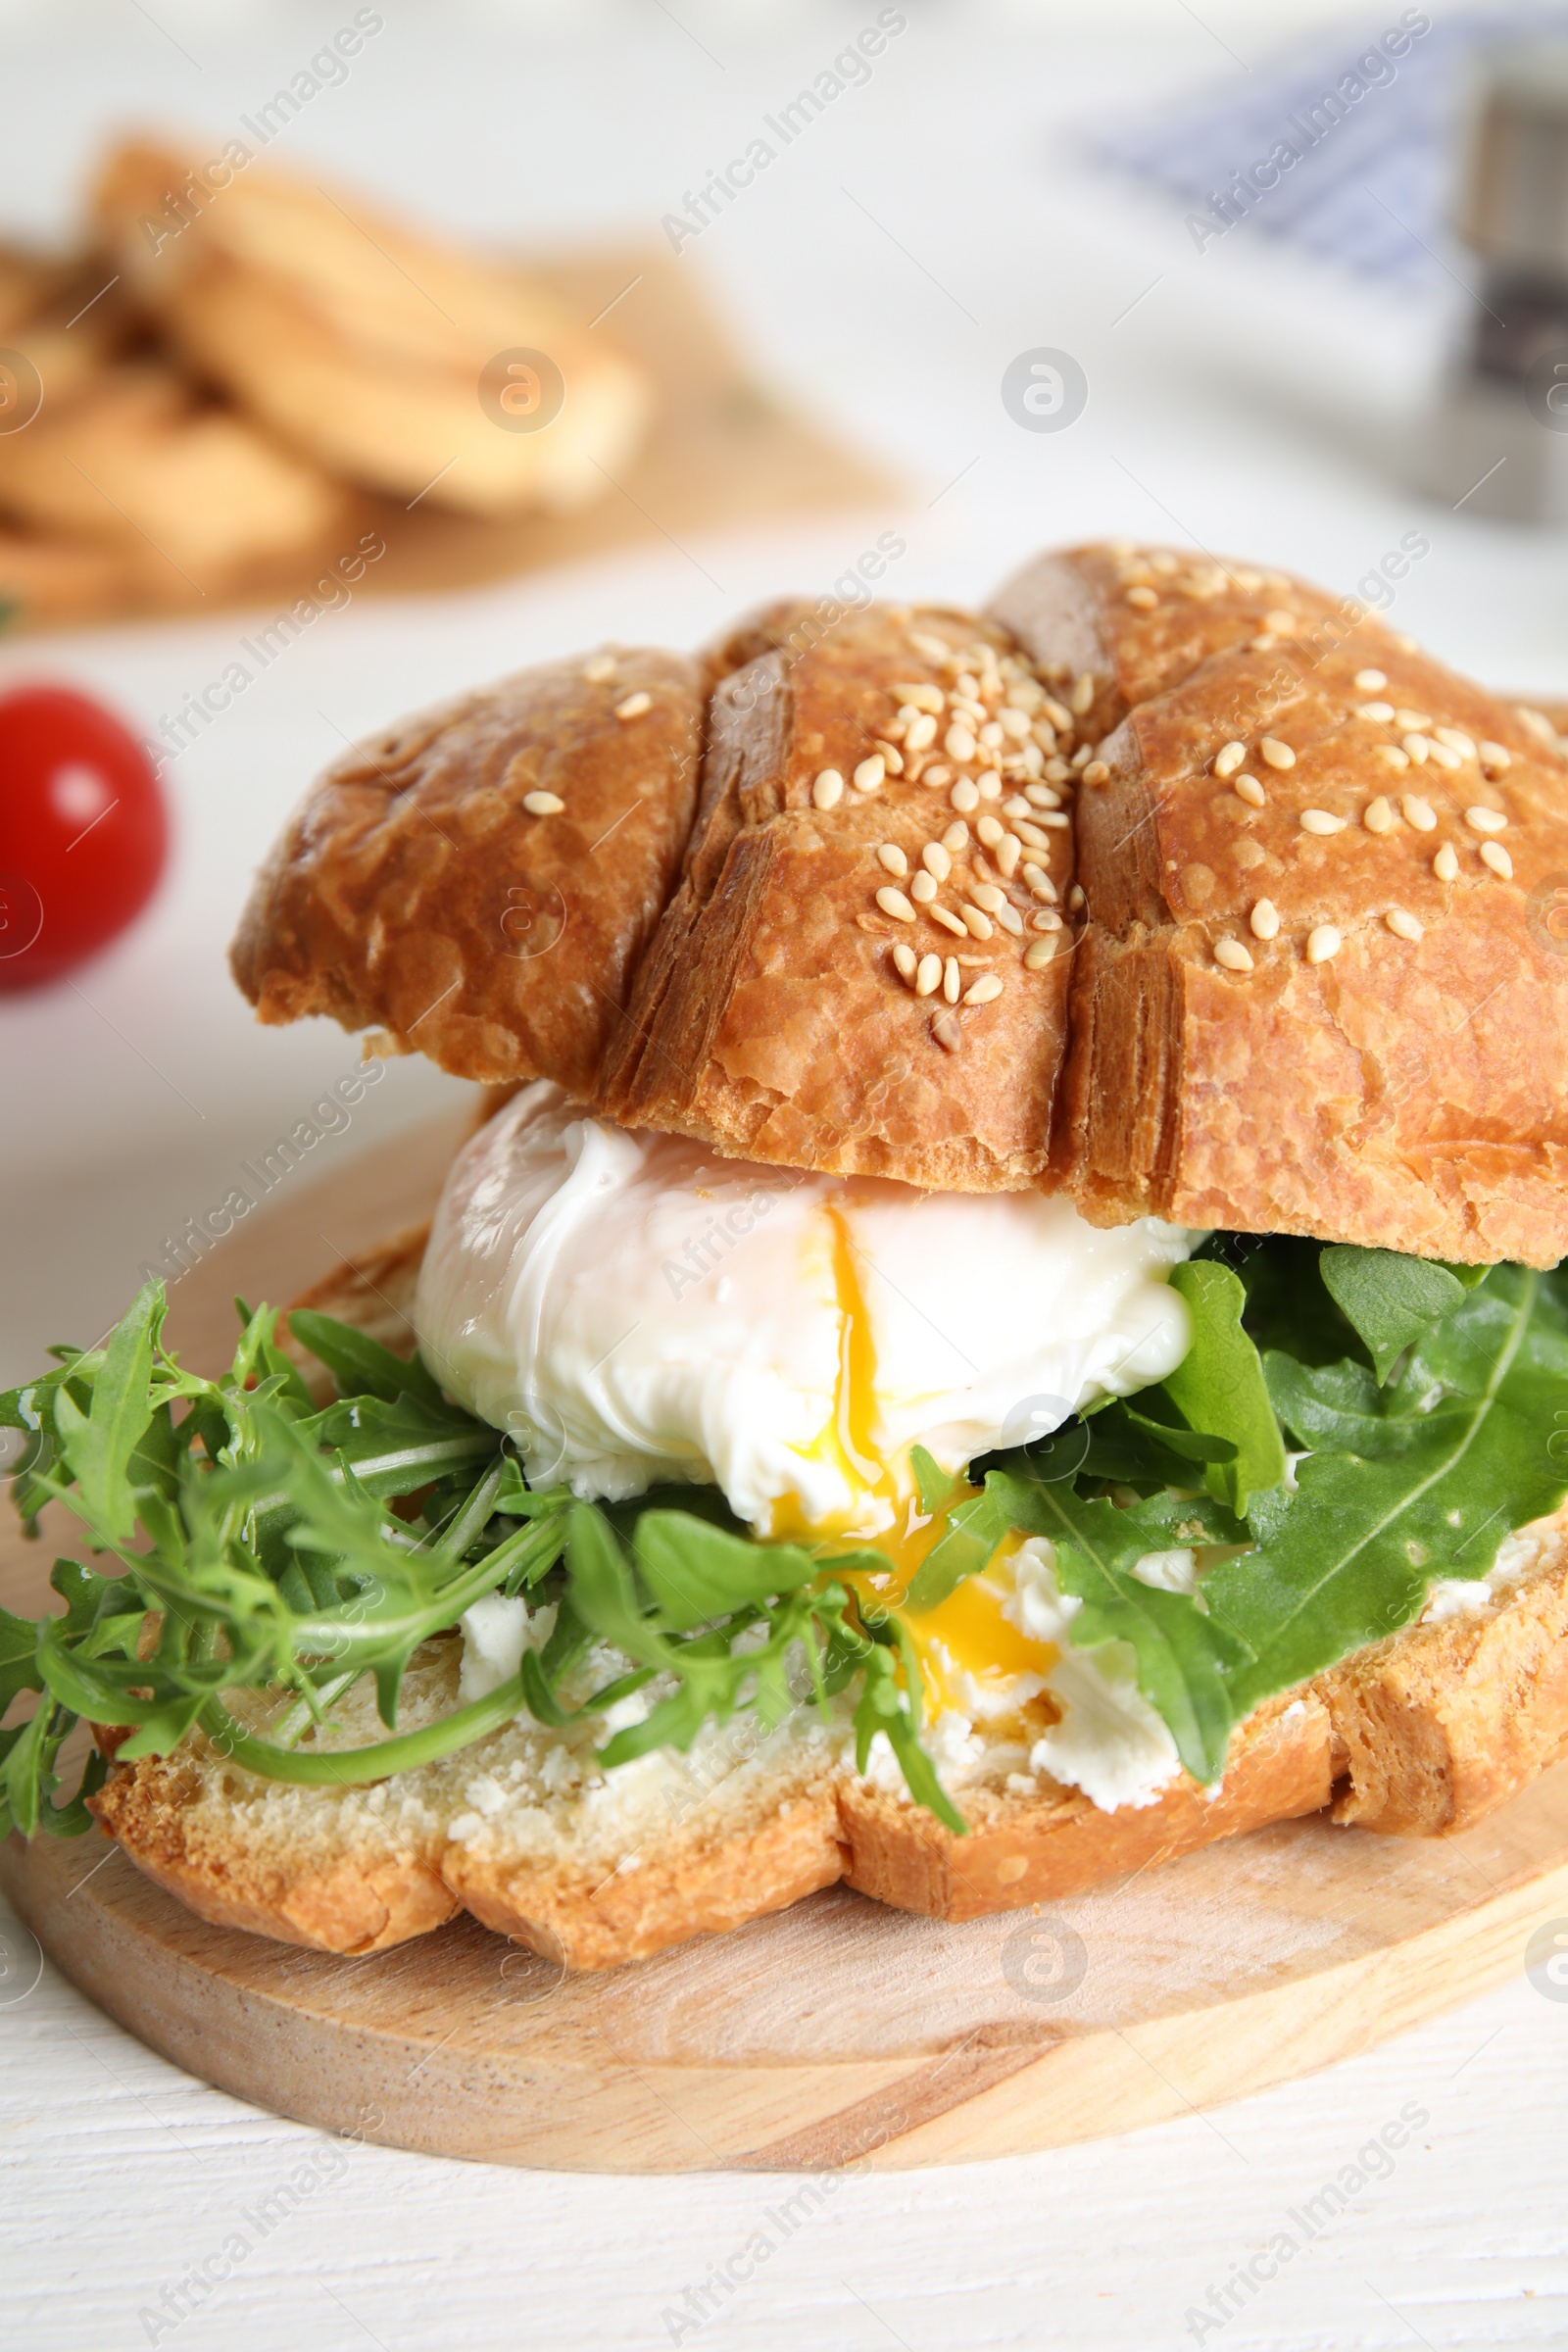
0,684,169,989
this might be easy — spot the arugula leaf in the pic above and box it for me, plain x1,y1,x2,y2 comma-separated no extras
903,1486,1010,1613
53,1283,162,1544
1161,1260,1286,1513
1209,1263,1568,1707
1318,1246,1489,1384
991,1468,1249,1783
633,1512,816,1631
286,1307,447,1410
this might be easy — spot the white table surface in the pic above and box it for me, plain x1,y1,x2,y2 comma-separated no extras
5,5,1568,2346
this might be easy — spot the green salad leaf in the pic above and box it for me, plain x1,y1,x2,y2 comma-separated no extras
4,1230,1564,1846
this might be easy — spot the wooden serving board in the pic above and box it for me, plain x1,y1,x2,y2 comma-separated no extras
3,1115,1566,2173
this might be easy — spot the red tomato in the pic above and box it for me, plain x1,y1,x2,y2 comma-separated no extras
0,684,169,989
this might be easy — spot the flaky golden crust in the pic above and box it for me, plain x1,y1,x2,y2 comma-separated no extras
230,651,703,1093
840,1693,1337,1920
597,603,1073,1190
992,545,1568,1264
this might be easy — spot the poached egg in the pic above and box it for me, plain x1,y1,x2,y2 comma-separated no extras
416,1085,1199,1804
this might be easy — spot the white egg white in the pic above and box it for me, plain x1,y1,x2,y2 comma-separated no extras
414,1082,1199,1537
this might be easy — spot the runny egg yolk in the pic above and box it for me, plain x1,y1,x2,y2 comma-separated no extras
765,1203,1058,1697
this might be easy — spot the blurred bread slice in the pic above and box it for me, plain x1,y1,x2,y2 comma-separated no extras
94,141,652,516
0,241,130,409
0,360,353,586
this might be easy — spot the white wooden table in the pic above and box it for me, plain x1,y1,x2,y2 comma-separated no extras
5,5,1568,2345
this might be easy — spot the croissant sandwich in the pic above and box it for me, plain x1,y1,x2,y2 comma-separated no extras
9,541,1568,1973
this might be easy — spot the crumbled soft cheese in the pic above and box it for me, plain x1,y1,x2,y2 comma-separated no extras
1005,1538,1182,1811
1129,1546,1198,1595
458,1593,558,1704
1421,1531,1540,1625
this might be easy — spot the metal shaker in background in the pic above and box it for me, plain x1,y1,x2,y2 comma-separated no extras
1427,44,1568,522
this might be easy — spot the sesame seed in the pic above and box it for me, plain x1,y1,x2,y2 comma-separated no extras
979,720,1005,752
1150,552,1178,573
877,843,908,877
1436,728,1476,758
1234,773,1266,808
955,672,981,701
1070,675,1096,715
998,708,1033,743
943,956,961,1003
1260,738,1296,769
855,755,886,793
1480,740,1511,772
1022,862,1057,902
1067,884,1086,910
1426,740,1462,771
1300,808,1347,835
1024,935,1057,968
923,765,952,789
1358,702,1396,722
1363,796,1396,834
1034,810,1072,831
1213,742,1247,777
583,653,616,682
1083,760,1110,784
1250,634,1277,652
921,840,953,881
1518,705,1558,743
904,712,937,753
931,1009,963,1053
996,834,1022,879
1395,710,1432,732
1465,806,1507,834
944,722,976,763
977,772,1004,802
942,820,969,852
963,973,1004,1005
976,813,1004,849
523,790,565,814
1024,783,1062,808
1033,907,1062,930
1250,899,1280,940
1125,585,1158,609
1306,924,1342,964
914,952,942,997
959,906,994,940
1071,744,1093,770
1481,841,1514,878
1264,608,1297,634
812,768,845,809
995,903,1024,936
1402,735,1430,764
951,779,980,814
909,630,950,662
892,942,917,981
1385,907,1423,942
1395,633,1418,653
614,691,652,721
1354,667,1388,691
1376,744,1411,769
876,887,916,922
1214,937,1254,972
1401,794,1436,832
928,904,968,938
910,871,938,904
1044,757,1072,783
896,683,946,713
878,742,906,776
1434,843,1459,882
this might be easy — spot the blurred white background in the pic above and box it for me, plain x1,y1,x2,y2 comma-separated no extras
6,7,1568,2349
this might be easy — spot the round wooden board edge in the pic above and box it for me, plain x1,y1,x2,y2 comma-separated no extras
2,1823,1558,2175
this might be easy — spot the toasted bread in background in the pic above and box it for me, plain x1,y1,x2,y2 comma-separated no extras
0,360,355,586
94,141,652,516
